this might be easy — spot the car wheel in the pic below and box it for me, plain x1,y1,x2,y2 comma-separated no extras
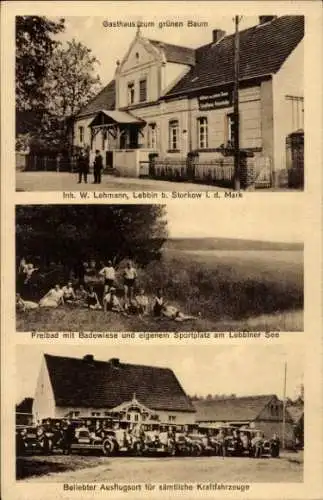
102,439,114,456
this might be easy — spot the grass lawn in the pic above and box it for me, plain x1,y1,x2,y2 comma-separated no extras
17,248,303,332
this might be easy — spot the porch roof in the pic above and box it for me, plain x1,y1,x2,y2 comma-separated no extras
89,109,145,127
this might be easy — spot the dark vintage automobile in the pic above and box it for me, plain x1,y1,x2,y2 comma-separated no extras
142,427,176,456
16,426,50,455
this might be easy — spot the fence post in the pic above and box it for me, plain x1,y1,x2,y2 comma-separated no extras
43,156,47,171
56,155,61,172
240,151,255,190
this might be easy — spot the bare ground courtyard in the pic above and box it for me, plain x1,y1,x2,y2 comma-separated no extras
16,172,228,192
18,452,303,483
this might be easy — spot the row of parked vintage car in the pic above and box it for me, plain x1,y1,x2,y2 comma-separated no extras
16,418,281,459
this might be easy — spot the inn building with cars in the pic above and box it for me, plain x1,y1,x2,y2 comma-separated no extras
32,354,196,425
73,15,304,188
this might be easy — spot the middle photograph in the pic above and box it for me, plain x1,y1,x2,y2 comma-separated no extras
16,203,304,333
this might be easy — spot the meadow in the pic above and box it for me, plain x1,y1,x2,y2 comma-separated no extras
17,240,303,332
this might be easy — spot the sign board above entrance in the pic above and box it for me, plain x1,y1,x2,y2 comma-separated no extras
198,90,232,110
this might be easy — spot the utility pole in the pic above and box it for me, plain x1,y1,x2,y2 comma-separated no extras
282,362,287,449
233,15,241,191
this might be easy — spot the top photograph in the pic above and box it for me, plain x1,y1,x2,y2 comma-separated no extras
15,14,304,192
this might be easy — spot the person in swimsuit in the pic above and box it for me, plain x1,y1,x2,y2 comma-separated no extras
123,261,137,303
39,285,64,308
86,286,102,310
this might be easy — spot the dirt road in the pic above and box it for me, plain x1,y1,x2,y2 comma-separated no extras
20,453,303,483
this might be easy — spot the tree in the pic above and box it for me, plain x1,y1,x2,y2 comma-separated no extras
16,16,65,112
16,205,168,267
42,39,102,151
45,39,101,118
16,16,65,148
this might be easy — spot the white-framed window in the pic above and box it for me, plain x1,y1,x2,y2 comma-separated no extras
168,415,176,422
79,126,84,143
169,120,180,150
127,82,135,105
139,78,147,102
148,123,157,149
197,117,208,149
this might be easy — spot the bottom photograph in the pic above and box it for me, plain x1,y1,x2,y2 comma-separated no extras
16,344,304,483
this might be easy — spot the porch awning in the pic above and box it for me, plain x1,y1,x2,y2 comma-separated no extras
89,109,145,127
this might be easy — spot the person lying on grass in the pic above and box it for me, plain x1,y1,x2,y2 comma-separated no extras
39,284,64,308
16,293,39,312
103,287,124,312
152,288,199,322
86,286,102,310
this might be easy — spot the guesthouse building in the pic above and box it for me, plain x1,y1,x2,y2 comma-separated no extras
73,16,304,187
32,354,196,425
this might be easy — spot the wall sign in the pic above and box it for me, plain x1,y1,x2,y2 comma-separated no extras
198,90,232,110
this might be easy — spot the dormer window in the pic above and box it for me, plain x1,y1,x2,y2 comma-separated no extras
127,82,135,105
139,78,147,102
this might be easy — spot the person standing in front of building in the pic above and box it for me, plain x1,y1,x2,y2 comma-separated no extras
93,149,103,184
77,148,89,184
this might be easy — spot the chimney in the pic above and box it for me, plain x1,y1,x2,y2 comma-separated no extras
109,357,120,367
83,354,94,363
212,29,226,43
258,16,277,25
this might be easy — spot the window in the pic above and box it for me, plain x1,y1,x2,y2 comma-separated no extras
168,415,176,422
169,120,180,150
226,113,235,146
139,79,147,102
79,126,84,143
127,82,135,105
148,123,157,149
285,96,304,131
91,412,101,416
197,117,208,149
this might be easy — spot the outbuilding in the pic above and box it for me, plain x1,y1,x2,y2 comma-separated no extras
193,394,296,447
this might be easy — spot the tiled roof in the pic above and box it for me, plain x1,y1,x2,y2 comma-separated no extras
45,354,195,413
76,79,116,118
165,16,304,97
148,39,196,66
194,395,276,422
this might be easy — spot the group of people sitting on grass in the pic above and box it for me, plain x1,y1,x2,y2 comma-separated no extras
16,259,199,322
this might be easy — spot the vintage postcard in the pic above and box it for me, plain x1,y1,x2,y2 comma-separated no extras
1,1,323,500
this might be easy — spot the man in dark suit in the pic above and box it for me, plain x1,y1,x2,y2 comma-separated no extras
93,149,103,184
77,149,89,184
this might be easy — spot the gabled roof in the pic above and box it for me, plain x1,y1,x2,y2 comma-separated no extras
165,16,304,98
148,39,196,66
44,354,195,413
194,395,277,422
76,80,116,118
16,397,34,414
89,109,145,126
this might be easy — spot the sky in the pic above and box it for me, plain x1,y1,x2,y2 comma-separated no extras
55,12,258,85
166,197,304,243
16,343,304,404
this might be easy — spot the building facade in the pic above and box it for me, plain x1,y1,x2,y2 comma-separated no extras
73,16,304,185
32,354,196,426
